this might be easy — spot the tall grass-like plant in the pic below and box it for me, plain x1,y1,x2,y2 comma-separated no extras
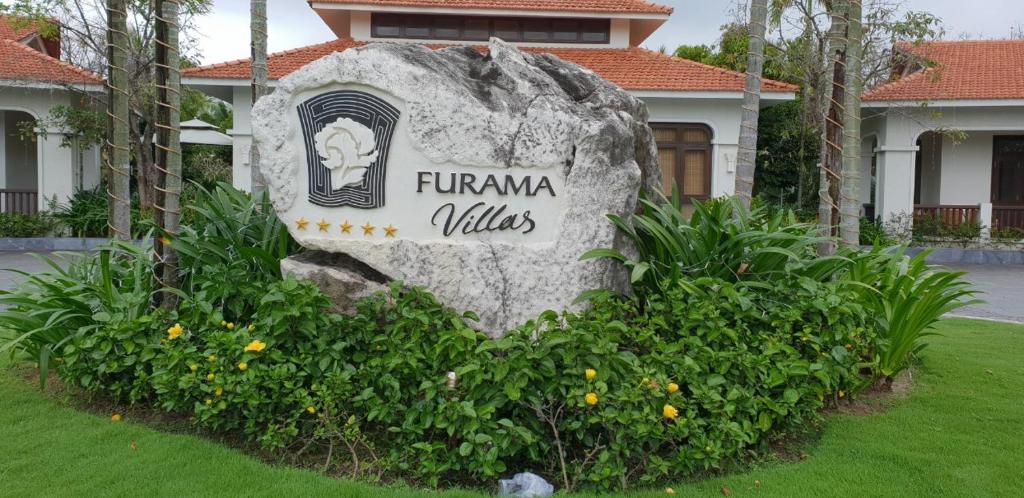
0,241,157,386
846,248,979,381
169,182,296,283
581,194,848,298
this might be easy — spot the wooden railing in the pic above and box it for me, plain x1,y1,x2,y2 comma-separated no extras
0,189,39,216
993,205,1024,231
913,204,980,227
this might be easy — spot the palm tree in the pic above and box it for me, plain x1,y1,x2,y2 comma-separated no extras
839,0,863,248
735,0,769,208
106,0,131,240
818,0,848,254
154,0,182,303
250,0,268,195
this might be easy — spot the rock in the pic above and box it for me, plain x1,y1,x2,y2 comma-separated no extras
498,472,554,498
280,251,389,314
252,39,659,335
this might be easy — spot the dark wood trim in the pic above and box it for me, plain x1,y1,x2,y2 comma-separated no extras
991,135,1024,205
650,123,713,201
370,13,611,44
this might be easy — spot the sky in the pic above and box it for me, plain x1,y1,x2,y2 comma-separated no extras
160,0,1024,64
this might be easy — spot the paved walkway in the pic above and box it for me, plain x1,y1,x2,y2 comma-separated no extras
945,264,1024,324
0,253,1019,322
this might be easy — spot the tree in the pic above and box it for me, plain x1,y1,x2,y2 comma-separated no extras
817,0,847,254
839,0,863,248
250,0,267,195
735,0,769,208
107,0,131,240
154,0,181,303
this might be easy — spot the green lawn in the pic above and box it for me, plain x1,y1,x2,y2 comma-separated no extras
1,318,1021,497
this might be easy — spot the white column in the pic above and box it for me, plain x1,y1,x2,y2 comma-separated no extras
231,85,253,191
875,145,918,225
0,110,6,190
980,202,993,240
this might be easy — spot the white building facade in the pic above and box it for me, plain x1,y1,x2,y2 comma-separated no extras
0,18,103,214
183,0,796,203
860,40,1024,235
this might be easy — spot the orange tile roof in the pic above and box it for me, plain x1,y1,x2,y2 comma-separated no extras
864,40,1024,102
183,39,798,94
310,0,672,15
0,38,103,86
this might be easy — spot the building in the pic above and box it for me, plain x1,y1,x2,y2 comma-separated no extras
0,16,103,215
861,39,1024,233
183,0,798,201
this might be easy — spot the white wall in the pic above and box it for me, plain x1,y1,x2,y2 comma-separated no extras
642,96,743,197
939,131,994,205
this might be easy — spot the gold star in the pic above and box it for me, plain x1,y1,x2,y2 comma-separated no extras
317,219,330,232
361,222,375,236
384,225,398,237
295,217,309,230
340,220,353,234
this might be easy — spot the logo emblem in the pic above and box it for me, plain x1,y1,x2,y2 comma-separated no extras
297,90,399,209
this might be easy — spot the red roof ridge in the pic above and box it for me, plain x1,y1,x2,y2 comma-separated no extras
0,38,103,85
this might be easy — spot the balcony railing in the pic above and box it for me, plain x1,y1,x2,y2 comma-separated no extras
913,204,980,228
0,189,38,216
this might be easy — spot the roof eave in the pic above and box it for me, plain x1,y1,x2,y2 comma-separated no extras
309,2,672,20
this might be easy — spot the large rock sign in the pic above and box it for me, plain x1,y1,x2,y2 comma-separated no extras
253,39,659,335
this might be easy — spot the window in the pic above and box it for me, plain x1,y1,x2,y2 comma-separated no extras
992,136,1024,204
370,14,610,44
651,124,712,201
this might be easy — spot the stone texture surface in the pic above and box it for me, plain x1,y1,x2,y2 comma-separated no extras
281,252,389,315
253,39,659,335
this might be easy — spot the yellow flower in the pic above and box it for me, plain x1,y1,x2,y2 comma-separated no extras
585,368,597,381
215,387,224,396
244,339,267,353
111,413,123,422
207,355,217,363
663,404,679,420
205,398,213,405
226,322,235,331
306,406,316,414
166,323,183,340
665,488,675,495
585,392,599,406
207,373,215,381
220,320,227,327
188,364,198,372
238,362,248,371
839,390,846,398
667,382,679,394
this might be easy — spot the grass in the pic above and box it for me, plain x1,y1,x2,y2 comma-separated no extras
1,318,1021,497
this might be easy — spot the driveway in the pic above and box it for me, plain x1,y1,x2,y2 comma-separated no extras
944,264,1024,324
0,252,77,292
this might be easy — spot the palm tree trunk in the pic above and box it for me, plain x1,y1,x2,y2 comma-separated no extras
839,0,863,248
250,0,268,195
106,0,130,240
735,0,769,209
818,0,848,255
154,0,182,306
